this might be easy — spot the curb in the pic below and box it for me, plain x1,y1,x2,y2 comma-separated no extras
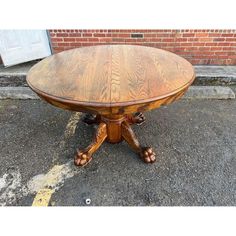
0,61,35,87
0,86,235,100
184,86,235,99
194,66,236,86
0,87,38,99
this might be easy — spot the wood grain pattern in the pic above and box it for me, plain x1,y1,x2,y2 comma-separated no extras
27,45,195,115
27,45,195,166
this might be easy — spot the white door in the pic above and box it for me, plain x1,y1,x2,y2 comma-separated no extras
0,30,52,67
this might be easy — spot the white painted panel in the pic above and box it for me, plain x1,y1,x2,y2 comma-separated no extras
0,30,52,66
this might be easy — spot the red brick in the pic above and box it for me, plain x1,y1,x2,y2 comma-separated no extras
93,33,106,37
147,38,160,42
226,51,236,55
195,33,208,37
117,33,130,38
125,39,137,42
198,47,211,51
58,43,70,46
162,38,175,42
193,55,214,59
182,33,195,37
88,38,99,42
99,38,113,42
174,47,186,51
70,43,82,47
143,42,156,47
198,38,213,42
166,43,176,47
222,47,234,51
210,47,223,51
112,38,125,42
136,38,145,42
215,55,229,59
180,43,193,46
68,33,81,37
76,38,88,42
56,33,68,37
205,43,216,46
214,51,228,55
221,33,234,37
51,38,63,42
188,38,199,42
82,33,92,37
175,38,188,42
64,38,76,42
217,42,230,46
49,29,236,65
208,33,222,37
226,38,236,42
177,51,192,55
156,33,174,37
144,34,157,38
213,38,225,42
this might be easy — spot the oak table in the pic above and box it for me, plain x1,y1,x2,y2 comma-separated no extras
27,45,195,166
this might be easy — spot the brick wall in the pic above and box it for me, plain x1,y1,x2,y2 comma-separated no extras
49,29,236,65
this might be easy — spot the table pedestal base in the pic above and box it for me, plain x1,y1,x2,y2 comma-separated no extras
74,113,156,166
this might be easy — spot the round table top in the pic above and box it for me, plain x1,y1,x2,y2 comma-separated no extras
27,45,195,112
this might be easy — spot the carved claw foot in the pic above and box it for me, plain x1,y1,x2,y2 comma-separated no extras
141,147,156,163
134,112,145,125
74,122,107,167
126,112,145,125
121,121,156,164
82,113,101,125
74,151,92,166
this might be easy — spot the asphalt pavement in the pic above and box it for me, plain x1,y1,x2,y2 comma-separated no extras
0,99,235,206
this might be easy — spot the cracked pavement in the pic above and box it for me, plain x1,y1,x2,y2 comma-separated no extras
0,99,235,206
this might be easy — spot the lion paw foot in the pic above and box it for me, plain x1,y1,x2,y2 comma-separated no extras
126,112,145,125
141,147,156,163
74,151,92,166
134,112,145,125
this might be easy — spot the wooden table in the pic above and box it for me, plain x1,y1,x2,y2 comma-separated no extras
27,45,195,166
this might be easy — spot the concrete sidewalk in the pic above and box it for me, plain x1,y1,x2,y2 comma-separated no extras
0,99,235,206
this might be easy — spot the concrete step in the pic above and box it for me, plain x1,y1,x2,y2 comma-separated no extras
1,62,236,86
193,66,236,85
0,86,235,100
0,61,36,87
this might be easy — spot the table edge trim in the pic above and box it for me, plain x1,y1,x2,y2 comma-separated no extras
26,73,195,108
